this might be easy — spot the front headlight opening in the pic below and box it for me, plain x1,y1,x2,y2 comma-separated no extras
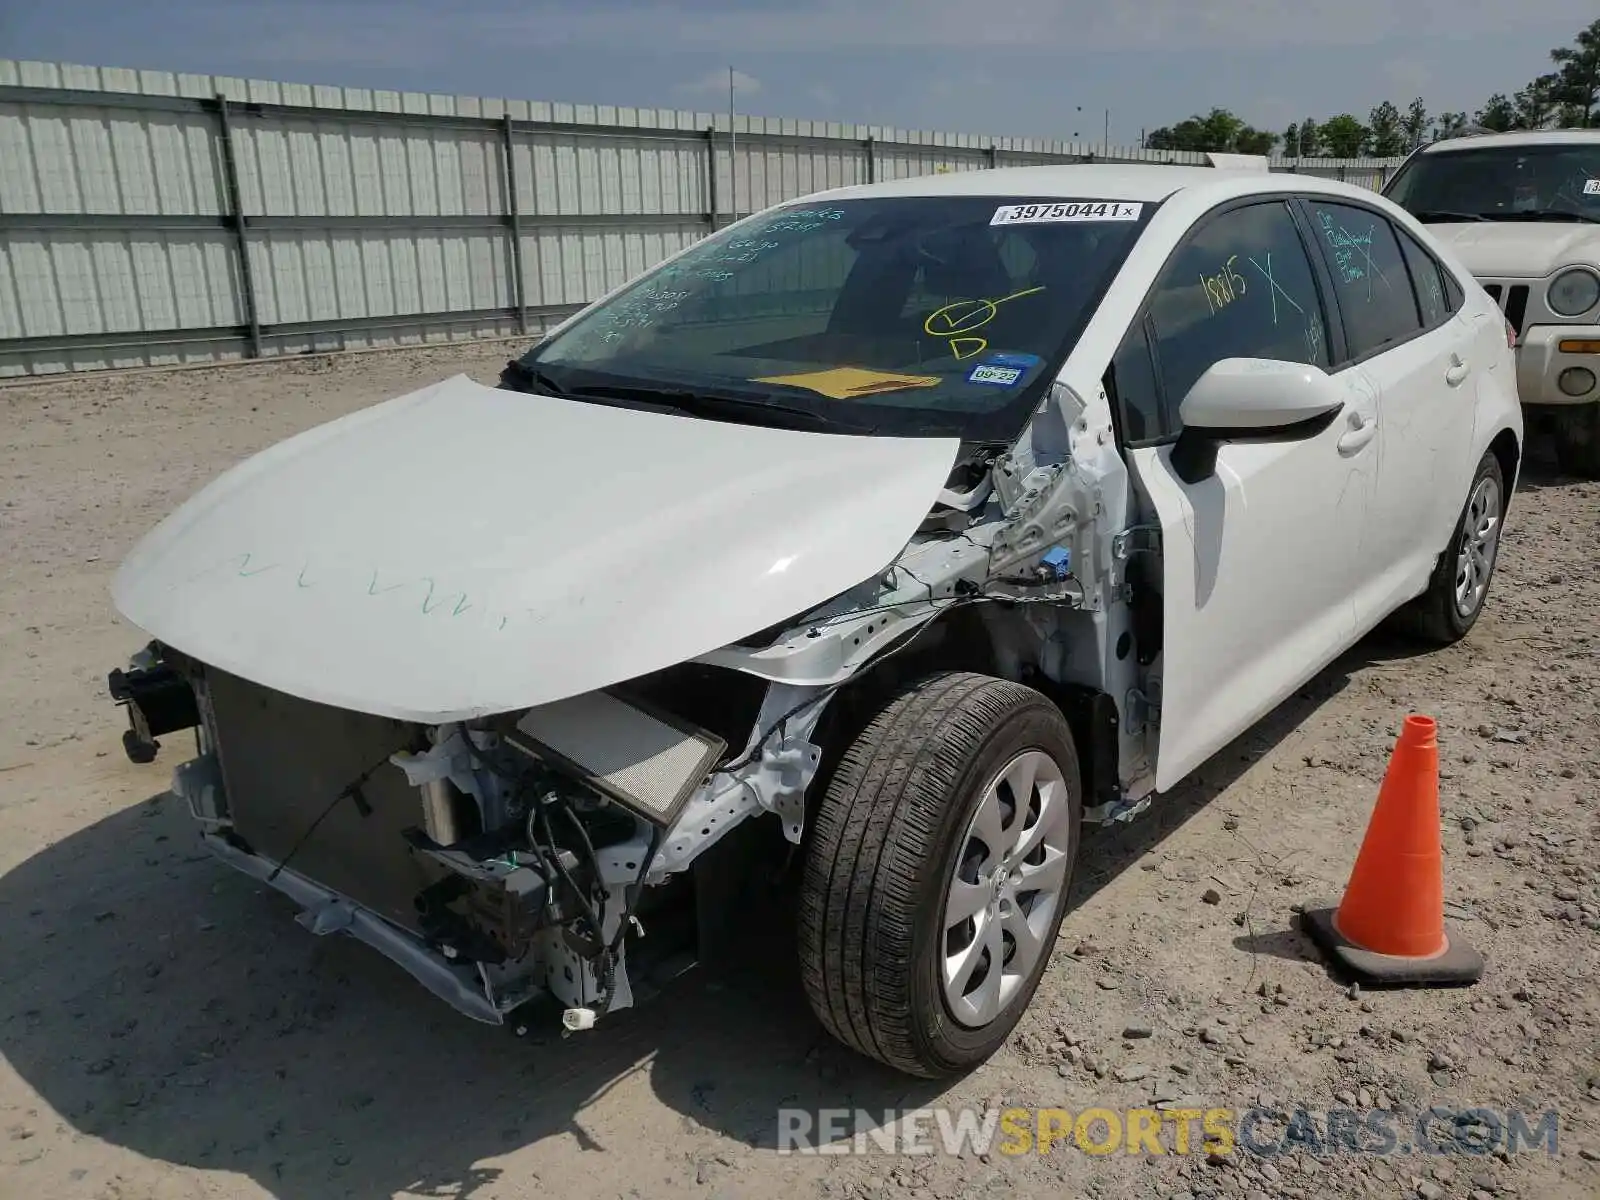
1548,268,1600,317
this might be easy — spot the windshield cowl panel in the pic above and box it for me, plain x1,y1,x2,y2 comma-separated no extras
516,194,1156,442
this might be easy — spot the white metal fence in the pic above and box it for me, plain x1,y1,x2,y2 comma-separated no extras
0,59,1408,377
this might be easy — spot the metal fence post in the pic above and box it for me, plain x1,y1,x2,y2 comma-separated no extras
864,135,876,184
985,145,998,169
502,114,528,335
214,94,262,359
705,126,719,230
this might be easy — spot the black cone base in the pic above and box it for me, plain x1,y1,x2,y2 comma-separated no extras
1300,903,1484,987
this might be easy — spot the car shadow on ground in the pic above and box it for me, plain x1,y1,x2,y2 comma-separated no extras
1510,428,1572,494
0,614,1484,1198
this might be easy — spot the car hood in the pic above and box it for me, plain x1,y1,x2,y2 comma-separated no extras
112,374,961,723
1426,221,1600,278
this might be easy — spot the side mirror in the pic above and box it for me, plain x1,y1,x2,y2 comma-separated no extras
1171,358,1346,483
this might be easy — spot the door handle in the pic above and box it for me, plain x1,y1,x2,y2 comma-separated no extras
1337,411,1378,454
1446,355,1471,386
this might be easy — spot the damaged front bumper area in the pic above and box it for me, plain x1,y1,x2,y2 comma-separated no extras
110,644,828,1031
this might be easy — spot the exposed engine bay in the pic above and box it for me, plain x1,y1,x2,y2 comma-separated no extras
111,644,794,1028
106,372,1161,1036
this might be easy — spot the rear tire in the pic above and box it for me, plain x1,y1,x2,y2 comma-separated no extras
797,671,1082,1078
1553,402,1600,480
1396,449,1505,645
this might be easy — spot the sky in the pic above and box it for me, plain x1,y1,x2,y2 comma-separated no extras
1,0,1594,146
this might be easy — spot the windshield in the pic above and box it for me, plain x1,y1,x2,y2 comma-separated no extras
1385,143,1600,223
514,194,1154,439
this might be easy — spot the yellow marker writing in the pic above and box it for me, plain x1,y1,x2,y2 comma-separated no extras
924,286,1046,361
1201,255,1247,315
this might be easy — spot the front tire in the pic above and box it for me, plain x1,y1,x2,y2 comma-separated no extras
1398,449,1506,645
1553,402,1600,479
797,671,1082,1078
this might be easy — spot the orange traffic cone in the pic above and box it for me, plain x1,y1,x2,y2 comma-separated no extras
1301,715,1484,986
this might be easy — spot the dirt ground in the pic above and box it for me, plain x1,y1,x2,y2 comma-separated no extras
1,344,1597,1200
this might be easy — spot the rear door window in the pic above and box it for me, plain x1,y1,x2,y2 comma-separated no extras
1306,201,1423,359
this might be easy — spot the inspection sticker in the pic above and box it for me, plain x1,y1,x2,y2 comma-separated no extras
987,351,1042,369
968,362,1024,386
991,201,1142,225
1584,179,1600,195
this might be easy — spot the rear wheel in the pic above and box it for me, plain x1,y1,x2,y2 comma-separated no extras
1397,449,1505,645
1552,402,1600,479
797,671,1082,1078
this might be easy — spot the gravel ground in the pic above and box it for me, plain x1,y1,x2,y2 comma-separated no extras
1,346,1597,1200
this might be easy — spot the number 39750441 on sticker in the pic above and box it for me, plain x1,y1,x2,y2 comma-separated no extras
991,201,1143,226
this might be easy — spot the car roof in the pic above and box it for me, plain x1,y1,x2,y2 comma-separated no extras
798,163,1390,207
1416,129,1600,154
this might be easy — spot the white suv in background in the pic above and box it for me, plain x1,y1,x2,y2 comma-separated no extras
1384,129,1600,477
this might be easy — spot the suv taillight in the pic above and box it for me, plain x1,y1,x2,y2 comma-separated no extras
1505,319,1517,349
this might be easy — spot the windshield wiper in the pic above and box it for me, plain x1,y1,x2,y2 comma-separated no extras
499,359,566,395
562,382,876,434
1409,209,1492,223
1482,210,1600,224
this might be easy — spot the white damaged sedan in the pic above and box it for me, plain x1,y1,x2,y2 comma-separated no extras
107,164,1521,1078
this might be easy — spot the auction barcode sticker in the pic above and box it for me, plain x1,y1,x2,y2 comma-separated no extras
991,201,1143,225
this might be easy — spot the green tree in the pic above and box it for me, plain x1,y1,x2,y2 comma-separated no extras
1475,93,1520,131
1367,101,1408,155
1143,125,1186,151
1236,128,1279,155
1320,113,1368,157
1198,108,1248,149
1143,108,1276,154
1297,118,1322,156
1546,17,1600,126
1141,21,1600,163
1515,77,1559,129
1402,98,1431,149
1145,109,1240,151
